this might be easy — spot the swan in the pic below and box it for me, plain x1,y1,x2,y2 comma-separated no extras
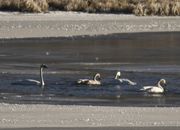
140,79,166,94
115,71,137,85
12,64,48,89
77,73,101,85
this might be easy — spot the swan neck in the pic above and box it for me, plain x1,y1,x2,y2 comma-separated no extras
94,75,97,81
94,74,99,81
115,75,119,79
115,73,120,79
158,81,163,89
40,67,45,86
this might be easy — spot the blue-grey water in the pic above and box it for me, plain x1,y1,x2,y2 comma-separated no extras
0,32,180,106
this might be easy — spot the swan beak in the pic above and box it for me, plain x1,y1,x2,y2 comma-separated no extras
163,82,167,87
41,64,48,69
44,65,48,69
98,77,101,81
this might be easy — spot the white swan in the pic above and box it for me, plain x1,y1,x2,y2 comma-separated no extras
140,79,166,94
115,71,137,85
12,64,48,89
77,73,101,85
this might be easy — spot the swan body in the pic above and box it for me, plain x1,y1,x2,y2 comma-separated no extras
115,71,137,85
25,79,42,85
141,79,166,94
12,64,48,88
13,79,41,85
77,73,101,85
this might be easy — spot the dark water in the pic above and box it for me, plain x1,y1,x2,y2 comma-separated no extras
0,32,180,106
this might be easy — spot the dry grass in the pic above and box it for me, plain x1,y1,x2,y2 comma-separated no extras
0,0,48,13
0,0,179,16
46,0,68,10
133,0,180,16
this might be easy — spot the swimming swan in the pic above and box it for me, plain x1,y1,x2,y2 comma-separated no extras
12,64,48,89
115,71,137,85
77,73,101,85
140,79,166,94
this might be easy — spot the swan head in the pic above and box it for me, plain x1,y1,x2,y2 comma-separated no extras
40,64,48,69
94,73,101,81
158,79,166,87
115,71,121,79
40,64,47,87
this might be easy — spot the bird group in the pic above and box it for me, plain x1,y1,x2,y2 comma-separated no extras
12,64,167,94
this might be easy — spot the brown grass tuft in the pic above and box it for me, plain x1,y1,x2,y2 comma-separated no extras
133,0,180,16
46,0,68,10
171,1,180,15
0,0,48,13
65,0,88,11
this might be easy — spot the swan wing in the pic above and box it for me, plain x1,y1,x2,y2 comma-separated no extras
77,79,101,85
87,80,101,85
148,87,164,93
12,79,40,86
140,86,153,91
25,79,41,84
77,79,89,84
118,78,137,85
141,86,164,93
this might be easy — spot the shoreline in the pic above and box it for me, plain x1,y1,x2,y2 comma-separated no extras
0,103,180,128
0,11,180,39
0,31,180,41
1,127,180,130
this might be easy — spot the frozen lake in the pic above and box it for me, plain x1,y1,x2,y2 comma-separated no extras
0,32,180,106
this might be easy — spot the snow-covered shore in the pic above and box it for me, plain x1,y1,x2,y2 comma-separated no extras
0,11,180,39
0,103,180,128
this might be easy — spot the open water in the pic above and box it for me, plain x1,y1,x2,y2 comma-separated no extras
0,32,180,107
